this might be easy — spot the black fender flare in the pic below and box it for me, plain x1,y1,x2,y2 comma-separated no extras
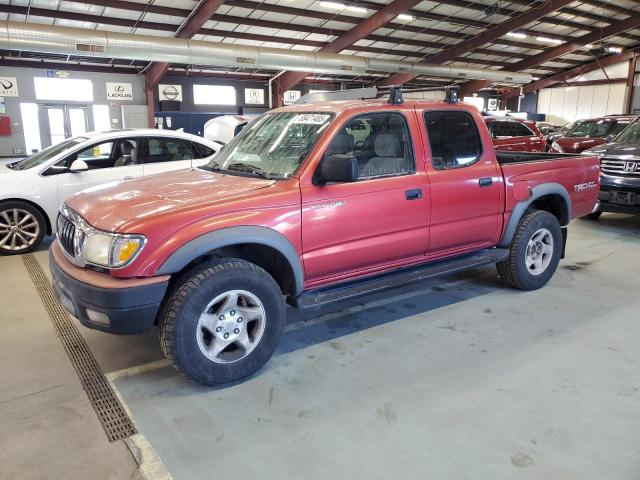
157,226,305,294
498,182,571,248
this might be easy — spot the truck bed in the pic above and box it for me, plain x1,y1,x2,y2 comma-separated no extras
496,151,586,165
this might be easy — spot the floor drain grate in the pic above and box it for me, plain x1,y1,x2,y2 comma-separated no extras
22,253,137,442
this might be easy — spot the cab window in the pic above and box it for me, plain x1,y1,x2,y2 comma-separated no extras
325,112,415,179
424,111,482,169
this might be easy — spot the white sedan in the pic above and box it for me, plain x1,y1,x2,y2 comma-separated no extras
0,129,221,254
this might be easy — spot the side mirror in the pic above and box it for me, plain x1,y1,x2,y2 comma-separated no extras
316,154,358,184
69,159,89,173
604,134,615,143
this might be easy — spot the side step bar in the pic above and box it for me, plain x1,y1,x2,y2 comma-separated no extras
288,248,510,309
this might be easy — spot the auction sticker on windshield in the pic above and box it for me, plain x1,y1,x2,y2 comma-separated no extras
294,113,332,124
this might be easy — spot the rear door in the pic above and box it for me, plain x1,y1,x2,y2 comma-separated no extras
300,110,430,284
140,137,197,176
421,110,503,254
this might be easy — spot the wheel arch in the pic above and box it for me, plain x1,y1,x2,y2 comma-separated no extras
499,183,570,248
156,226,304,295
0,197,52,235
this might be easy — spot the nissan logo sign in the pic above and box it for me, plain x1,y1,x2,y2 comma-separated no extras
162,85,180,101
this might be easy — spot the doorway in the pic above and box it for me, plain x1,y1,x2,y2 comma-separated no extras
45,105,88,145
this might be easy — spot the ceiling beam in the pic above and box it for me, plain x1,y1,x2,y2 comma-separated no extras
0,3,584,73
144,0,226,89
271,0,423,105
458,12,640,97
379,0,576,87
502,48,640,99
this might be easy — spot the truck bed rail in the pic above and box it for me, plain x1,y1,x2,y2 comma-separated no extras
496,151,587,165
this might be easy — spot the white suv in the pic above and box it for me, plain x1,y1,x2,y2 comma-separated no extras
0,129,221,254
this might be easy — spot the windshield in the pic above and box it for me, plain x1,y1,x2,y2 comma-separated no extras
203,112,334,179
11,137,88,170
565,121,596,137
613,120,640,144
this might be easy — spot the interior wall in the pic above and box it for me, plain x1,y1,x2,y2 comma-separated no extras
537,83,628,125
0,66,146,157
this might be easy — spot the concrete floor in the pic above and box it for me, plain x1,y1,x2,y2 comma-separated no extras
1,214,639,479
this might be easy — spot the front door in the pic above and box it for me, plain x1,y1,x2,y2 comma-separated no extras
56,137,143,204
422,109,503,254
301,110,430,286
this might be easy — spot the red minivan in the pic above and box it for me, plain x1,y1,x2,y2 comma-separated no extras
550,115,636,153
484,117,546,152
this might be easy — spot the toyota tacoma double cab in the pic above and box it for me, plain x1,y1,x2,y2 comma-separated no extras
50,94,600,385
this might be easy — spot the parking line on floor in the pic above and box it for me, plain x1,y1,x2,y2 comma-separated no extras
106,359,171,383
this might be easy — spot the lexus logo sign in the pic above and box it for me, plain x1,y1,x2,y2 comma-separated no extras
106,82,133,100
0,77,19,97
624,161,638,173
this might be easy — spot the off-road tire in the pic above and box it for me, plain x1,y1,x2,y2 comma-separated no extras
497,210,562,291
160,258,285,386
0,200,46,255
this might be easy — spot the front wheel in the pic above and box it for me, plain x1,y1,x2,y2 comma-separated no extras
160,258,285,386
497,210,562,290
0,201,46,255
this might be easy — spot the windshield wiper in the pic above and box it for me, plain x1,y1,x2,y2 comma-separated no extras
225,162,270,179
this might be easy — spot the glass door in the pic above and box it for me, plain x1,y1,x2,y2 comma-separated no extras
45,105,88,146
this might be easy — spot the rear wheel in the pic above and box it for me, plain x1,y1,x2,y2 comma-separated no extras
0,201,46,255
160,258,285,386
497,210,562,290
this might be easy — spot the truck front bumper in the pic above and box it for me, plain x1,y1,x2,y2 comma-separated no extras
49,241,170,334
598,174,640,215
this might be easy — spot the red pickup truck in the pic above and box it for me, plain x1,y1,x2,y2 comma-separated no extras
50,96,600,385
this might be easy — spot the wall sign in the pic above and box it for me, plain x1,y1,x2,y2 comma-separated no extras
106,82,133,101
159,84,183,102
245,88,264,105
283,90,301,105
46,70,70,78
0,77,19,97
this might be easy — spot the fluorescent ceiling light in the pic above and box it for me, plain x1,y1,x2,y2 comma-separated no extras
532,76,540,80
345,5,367,13
319,1,344,10
536,36,562,44
608,46,623,53
319,1,366,13
583,43,594,49
506,32,527,39
397,13,414,21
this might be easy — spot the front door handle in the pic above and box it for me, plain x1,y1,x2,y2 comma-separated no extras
123,176,134,180
479,177,493,187
405,188,423,200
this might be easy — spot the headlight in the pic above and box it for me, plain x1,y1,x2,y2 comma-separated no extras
551,141,564,152
81,230,145,268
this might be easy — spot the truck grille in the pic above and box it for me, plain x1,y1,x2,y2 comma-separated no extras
601,157,640,176
57,213,76,257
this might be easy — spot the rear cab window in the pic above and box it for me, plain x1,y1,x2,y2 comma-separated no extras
423,110,483,170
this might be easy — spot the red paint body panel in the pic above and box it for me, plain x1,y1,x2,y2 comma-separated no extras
63,99,600,291
551,136,605,153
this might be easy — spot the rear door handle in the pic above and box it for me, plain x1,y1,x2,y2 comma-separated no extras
405,188,423,200
479,177,493,187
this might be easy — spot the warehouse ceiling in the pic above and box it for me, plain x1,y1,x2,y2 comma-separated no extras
1,0,640,91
